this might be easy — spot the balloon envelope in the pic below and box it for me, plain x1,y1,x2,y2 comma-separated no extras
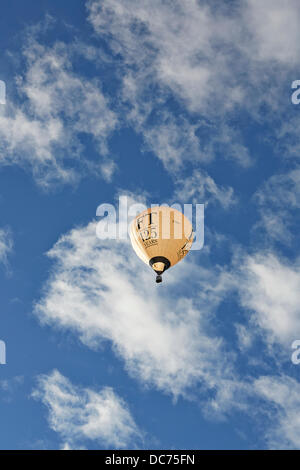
130,206,193,283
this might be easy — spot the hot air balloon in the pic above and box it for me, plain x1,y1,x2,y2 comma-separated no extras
130,206,193,283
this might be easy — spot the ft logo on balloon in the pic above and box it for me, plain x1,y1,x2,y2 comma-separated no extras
0,80,6,105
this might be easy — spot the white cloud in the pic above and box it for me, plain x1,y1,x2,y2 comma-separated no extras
141,114,208,169
21,40,117,153
254,168,300,244
4,1,297,189
0,31,117,187
254,374,300,449
140,114,251,171
0,228,13,266
237,253,300,346
174,169,236,209
1,0,297,187
87,0,244,114
32,370,140,449
87,0,254,172
256,168,300,209
34,213,242,405
0,376,24,402
86,0,300,174
32,198,300,444
235,324,253,352
254,209,292,246
246,0,300,65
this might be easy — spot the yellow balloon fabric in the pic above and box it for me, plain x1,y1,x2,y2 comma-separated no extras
130,206,193,283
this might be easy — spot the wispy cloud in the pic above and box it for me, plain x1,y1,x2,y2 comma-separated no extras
4,1,300,449
34,209,243,408
86,0,256,174
32,370,140,449
0,376,24,402
32,193,300,445
237,252,300,347
246,0,300,65
174,169,236,209
0,23,117,188
254,374,300,449
87,0,300,175
254,168,300,244
0,228,13,267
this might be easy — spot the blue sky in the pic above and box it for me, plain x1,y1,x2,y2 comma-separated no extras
0,0,300,450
